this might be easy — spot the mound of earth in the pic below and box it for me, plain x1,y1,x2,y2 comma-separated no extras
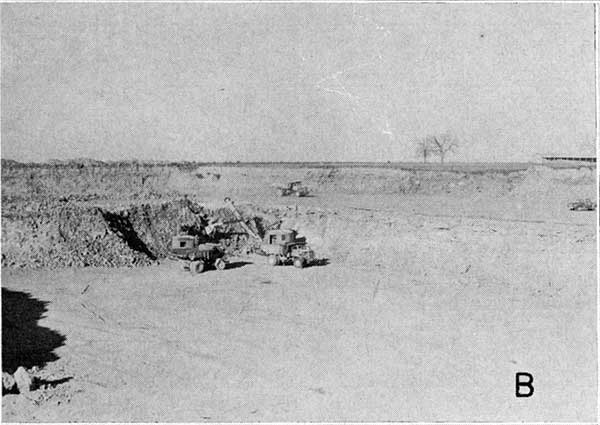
1,198,276,269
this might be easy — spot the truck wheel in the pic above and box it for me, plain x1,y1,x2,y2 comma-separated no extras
215,258,226,270
268,255,279,266
293,257,305,269
190,260,205,274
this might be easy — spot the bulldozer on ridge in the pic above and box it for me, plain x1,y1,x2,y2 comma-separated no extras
568,198,597,211
276,181,309,197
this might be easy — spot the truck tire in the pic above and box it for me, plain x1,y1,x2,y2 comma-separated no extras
268,255,279,266
293,257,305,269
190,260,205,274
215,258,226,270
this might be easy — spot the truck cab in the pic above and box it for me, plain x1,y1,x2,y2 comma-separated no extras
261,229,314,268
171,234,226,274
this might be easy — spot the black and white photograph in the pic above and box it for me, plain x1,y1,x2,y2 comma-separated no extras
1,2,598,422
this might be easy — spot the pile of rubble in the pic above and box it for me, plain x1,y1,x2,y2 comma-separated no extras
1,202,153,269
1,197,277,269
3,367,33,395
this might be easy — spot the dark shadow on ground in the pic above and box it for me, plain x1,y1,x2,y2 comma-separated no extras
309,258,330,268
2,384,19,395
32,376,73,391
2,288,66,374
226,261,252,270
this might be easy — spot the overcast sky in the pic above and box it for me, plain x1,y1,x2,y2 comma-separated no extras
1,3,596,162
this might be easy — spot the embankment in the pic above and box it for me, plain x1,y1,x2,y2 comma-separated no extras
1,163,595,269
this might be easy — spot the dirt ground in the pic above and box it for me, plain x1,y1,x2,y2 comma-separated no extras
1,163,597,421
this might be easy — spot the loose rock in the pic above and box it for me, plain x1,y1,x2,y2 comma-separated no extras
13,367,32,394
3,372,16,392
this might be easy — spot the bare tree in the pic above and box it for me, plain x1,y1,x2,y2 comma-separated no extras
421,133,458,164
415,138,432,163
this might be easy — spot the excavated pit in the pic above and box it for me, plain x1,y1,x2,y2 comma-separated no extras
1,163,596,270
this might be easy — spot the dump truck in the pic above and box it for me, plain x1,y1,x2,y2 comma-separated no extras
261,229,315,268
277,181,309,197
171,235,227,274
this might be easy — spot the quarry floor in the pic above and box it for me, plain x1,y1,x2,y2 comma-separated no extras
2,159,598,422
2,190,597,422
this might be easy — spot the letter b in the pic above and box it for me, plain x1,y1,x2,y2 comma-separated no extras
515,372,534,397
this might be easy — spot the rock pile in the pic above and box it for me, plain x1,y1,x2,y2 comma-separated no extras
2,367,32,394
1,202,153,269
1,197,275,269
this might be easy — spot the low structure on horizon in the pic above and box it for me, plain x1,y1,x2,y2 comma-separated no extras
541,155,596,164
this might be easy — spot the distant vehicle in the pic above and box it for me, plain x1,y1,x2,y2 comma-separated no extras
568,199,597,211
261,229,315,268
277,181,309,197
171,235,227,274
